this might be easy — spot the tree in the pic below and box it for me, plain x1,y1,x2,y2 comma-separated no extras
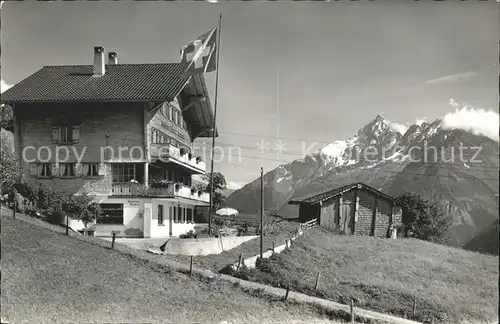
397,191,453,245
201,171,227,211
62,192,102,227
0,132,23,192
0,104,14,131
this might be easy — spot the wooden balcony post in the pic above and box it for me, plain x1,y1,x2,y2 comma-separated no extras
144,162,149,187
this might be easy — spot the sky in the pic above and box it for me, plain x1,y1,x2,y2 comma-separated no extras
1,1,499,189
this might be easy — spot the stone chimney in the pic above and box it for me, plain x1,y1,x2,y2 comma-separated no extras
93,46,105,77
108,52,118,65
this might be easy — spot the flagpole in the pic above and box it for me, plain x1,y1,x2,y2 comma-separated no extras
208,13,222,236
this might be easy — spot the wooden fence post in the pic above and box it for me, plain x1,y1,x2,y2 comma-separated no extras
190,256,194,275
65,214,69,236
284,284,290,301
314,271,321,290
272,241,275,253
111,232,117,249
412,294,417,318
350,299,355,323
237,253,244,271
12,200,16,219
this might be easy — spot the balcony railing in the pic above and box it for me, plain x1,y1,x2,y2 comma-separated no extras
111,182,210,203
150,143,206,173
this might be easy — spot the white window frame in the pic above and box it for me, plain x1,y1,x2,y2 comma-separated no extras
38,163,52,177
98,203,124,224
52,125,80,144
83,163,99,177
111,163,136,183
59,163,76,177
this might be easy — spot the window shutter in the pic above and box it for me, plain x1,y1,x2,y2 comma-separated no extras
76,163,84,177
51,127,59,143
72,126,80,143
29,163,38,176
51,163,58,177
98,163,106,176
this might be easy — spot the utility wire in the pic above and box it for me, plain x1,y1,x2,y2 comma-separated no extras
194,141,499,171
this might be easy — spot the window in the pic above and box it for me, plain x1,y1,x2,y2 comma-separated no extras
152,127,175,145
98,203,124,224
158,205,164,225
173,206,179,223
59,163,76,177
39,163,52,177
60,126,73,142
51,126,80,144
194,206,209,223
112,164,136,183
187,208,193,224
181,207,186,223
173,110,179,124
83,163,99,177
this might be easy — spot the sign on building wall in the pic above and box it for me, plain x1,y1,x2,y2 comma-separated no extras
128,200,141,206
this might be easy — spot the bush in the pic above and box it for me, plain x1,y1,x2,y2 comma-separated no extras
179,230,197,239
213,216,224,227
22,203,38,217
24,183,64,212
397,191,453,245
237,222,251,236
46,207,64,225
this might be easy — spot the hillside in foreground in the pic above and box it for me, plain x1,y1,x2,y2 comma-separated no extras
0,215,343,324
235,228,499,324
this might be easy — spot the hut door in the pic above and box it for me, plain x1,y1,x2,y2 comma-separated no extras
340,202,352,235
321,201,336,229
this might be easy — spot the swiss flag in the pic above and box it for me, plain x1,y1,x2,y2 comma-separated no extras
180,26,218,77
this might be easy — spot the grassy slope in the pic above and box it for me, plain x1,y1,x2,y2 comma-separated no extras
0,215,348,324
236,227,499,324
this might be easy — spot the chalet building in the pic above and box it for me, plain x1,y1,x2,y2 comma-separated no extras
289,183,404,238
1,46,217,238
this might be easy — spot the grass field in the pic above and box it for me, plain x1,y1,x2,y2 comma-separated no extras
0,214,357,324
233,227,499,324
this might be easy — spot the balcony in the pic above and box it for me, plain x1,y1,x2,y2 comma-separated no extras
150,143,206,174
111,182,210,203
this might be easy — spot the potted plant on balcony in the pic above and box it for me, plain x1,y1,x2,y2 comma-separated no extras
188,152,193,160
175,182,182,190
191,186,196,194
150,180,171,188
197,190,202,196
180,147,187,156
196,156,203,164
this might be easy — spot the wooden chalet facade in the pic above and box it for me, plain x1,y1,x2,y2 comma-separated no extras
1,46,217,238
289,183,403,238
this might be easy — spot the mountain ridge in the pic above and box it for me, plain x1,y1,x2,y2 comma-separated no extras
225,114,499,248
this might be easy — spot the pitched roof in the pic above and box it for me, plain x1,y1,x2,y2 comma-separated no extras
1,63,218,138
288,182,403,206
0,63,188,103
